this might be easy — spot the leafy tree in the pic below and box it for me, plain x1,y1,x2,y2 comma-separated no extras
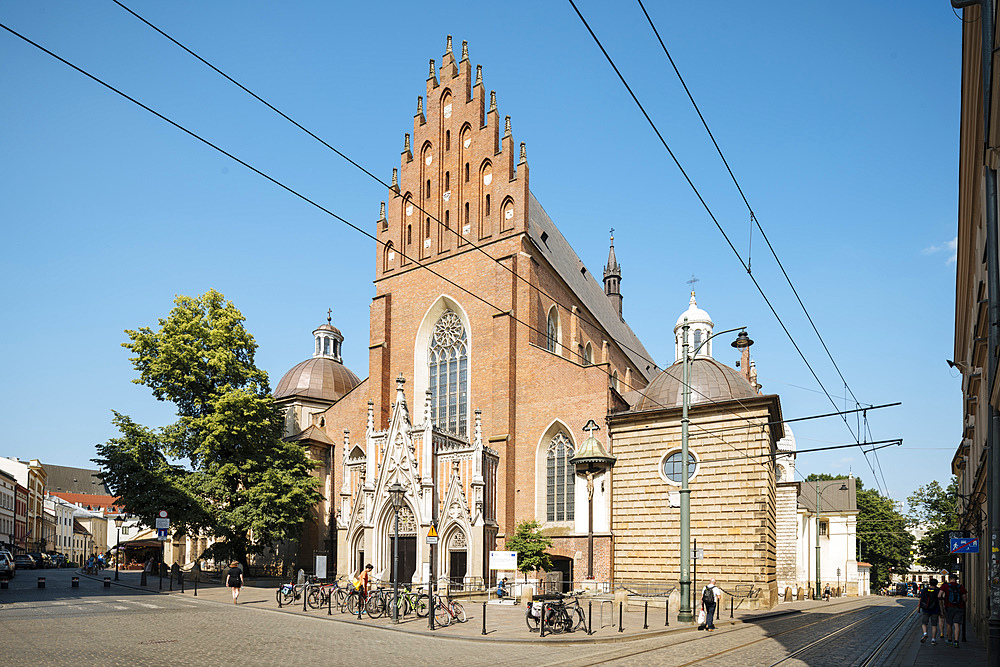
94,289,322,565
505,519,553,574
805,474,912,591
906,478,959,572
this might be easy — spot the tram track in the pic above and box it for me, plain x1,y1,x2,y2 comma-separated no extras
554,598,913,667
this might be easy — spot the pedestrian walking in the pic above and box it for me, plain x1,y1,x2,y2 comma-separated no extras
918,577,940,645
359,563,373,598
226,560,244,604
823,583,831,601
701,578,723,632
939,573,967,648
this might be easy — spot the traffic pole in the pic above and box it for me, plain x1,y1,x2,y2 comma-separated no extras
482,601,487,635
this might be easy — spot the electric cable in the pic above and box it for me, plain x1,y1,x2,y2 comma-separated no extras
568,0,861,445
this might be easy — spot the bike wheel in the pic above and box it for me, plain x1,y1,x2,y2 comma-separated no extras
334,588,348,612
277,587,295,606
546,608,566,634
307,588,323,609
366,592,386,618
400,595,412,617
346,592,361,616
414,594,429,617
567,606,586,632
434,599,451,627
451,601,467,623
526,605,539,631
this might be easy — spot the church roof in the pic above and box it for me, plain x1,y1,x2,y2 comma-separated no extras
274,357,361,403
630,357,758,412
674,292,713,329
43,463,111,495
526,192,656,381
285,424,336,446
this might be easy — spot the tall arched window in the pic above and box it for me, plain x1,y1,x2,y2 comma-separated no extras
546,308,559,353
428,310,468,436
584,342,593,365
546,432,575,522
693,329,702,352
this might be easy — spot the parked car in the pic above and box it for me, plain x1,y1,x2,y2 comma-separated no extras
14,553,36,569
0,550,14,578
49,553,66,568
28,552,52,569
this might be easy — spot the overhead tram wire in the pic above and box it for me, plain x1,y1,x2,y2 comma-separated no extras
566,0,866,454
636,0,866,415
105,0,816,441
0,20,795,465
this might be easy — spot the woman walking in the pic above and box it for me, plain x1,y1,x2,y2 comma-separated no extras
227,561,244,604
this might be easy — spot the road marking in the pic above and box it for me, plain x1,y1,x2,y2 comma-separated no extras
111,605,128,610
132,602,160,609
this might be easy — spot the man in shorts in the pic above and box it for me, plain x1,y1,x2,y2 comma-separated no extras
918,577,940,644
939,573,968,648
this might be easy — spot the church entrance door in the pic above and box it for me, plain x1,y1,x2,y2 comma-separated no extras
449,551,467,588
395,536,416,585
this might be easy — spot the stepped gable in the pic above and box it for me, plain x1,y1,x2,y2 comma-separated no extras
377,37,529,275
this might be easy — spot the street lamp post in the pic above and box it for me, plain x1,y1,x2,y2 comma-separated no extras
678,320,753,622
814,482,848,599
388,482,405,624
114,515,125,581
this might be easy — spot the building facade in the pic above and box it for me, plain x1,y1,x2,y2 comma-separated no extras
0,458,47,551
0,469,15,552
274,37,655,586
795,479,860,596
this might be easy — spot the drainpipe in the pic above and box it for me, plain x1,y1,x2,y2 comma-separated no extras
952,0,999,660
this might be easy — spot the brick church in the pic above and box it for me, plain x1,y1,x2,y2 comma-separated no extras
271,37,784,601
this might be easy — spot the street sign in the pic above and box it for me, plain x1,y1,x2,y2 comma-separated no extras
426,524,438,545
156,528,169,541
950,537,979,554
158,510,168,518
315,555,327,580
489,551,517,570
690,548,704,560
155,518,169,529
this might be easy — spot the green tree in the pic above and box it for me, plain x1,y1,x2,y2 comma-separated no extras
906,478,959,572
505,519,553,574
805,474,912,591
94,289,322,565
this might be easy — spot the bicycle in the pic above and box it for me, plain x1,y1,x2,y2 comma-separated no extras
307,577,349,609
525,594,575,633
434,594,467,626
385,586,427,618
276,580,308,606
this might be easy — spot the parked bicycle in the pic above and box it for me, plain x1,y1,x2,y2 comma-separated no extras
433,594,467,627
525,592,584,633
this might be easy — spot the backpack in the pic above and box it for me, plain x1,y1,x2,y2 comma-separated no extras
702,586,715,606
920,586,937,611
947,584,962,606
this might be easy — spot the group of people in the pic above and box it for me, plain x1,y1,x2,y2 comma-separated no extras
84,553,105,574
917,573,968,649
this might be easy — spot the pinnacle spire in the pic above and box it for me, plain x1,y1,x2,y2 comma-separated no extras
519,142,526,164
461,40,469,61
489,90,497,113
428,59,436,79
445,35,453,54
404,133,411,153
391,167,398,190
379,201,386,220
504,115,511,137
416,96,423,116
604,229,623,318
475,64,482,87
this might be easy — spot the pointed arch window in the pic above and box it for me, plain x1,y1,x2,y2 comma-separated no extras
546,307,559,353
546,432,575,522
428,310,468,436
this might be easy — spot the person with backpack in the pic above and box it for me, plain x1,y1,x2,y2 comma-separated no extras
701,578,723,632
938,573,967,648
918,577,940,644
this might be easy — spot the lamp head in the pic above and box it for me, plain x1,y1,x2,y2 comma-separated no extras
731,330,753,349
388,482,405,508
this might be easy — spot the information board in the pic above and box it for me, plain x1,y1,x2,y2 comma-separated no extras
489,550,517,570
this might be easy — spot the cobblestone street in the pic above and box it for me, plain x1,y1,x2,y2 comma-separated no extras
0,569,987,665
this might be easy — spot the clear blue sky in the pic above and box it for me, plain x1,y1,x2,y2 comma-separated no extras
1,1,960,509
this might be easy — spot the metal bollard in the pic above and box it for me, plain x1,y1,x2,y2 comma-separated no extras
730,596,734,618
194,575,198,596
169,574,173,592
159,571,162,590
589,601,594,635
38,576,45,589
618,601,624,633
278,587,283,608
140,570,147,587
0,577,8,589
665,597,670,626
717,599,720,620
104,576,111,588
643,600,648,629
358,592,363,620
540,601,547,638
71,576,79,588
482,600,487,635
303,585,308,611
328,588,332,615
179,572,184,593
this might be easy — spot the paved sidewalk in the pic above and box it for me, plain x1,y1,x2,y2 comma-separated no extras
79,569,867,644
878,607,988,667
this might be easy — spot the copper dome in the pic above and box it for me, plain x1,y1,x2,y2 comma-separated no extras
632,357,757,412
274,357,361,402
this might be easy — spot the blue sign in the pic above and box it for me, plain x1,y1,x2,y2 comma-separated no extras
950,537,979,554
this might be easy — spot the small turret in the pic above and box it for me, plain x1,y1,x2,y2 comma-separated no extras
603,230,623,318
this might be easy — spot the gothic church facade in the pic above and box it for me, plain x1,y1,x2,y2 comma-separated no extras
274,37,655,586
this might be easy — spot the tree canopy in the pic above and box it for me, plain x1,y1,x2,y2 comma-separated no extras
94,289,321,564
505,519,553,574
906,478,959,572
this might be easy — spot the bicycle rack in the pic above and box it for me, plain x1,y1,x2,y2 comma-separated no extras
599,599,614,629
